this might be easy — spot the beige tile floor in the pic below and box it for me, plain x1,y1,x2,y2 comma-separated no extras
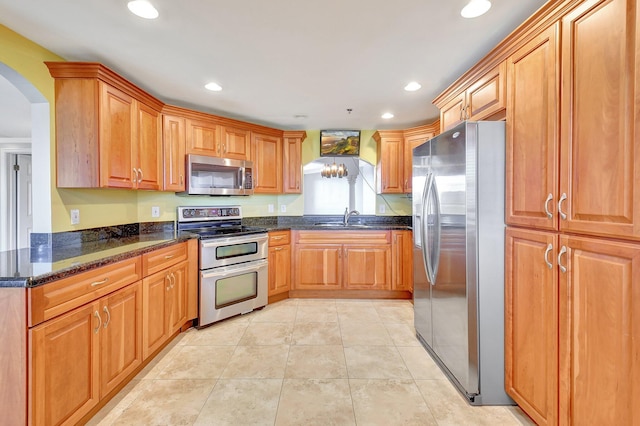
88,298,535,426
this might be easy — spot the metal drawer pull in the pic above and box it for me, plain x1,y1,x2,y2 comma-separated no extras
558,246,567,273
91,277,109,287
133,168,138,182
274,247,283,251
558,193,567,220
103,306,111,328
544,193,553,219
164,254,175,259
94,311,101,334
271,236,284,240
544,244,553,269
138,168,143,183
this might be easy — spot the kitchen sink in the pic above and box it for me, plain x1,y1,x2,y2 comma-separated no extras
314,222,372,228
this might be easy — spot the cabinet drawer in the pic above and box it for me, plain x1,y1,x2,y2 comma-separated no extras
29,256,142,327
269,231,290,246
294,230,391,245
142,242,188,276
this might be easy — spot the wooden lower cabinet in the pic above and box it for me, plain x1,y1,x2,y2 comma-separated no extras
506,228,640,425
142,260,188,358
505,227,558,426
391,230,413,291
268,231,291,297
292,231,393,292
559,235,640,425
30,282,143,426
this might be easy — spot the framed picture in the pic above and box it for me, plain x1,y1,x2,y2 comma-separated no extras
320,130,360,157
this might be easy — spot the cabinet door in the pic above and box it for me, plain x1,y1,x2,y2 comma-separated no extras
440,92,466,132
220,126,250,160
505,228,558,426
99,82,135,189
392,230,413,291
135,102,162,190
162,114,186,191
283,134,302,193
252,133,283,193
403,133,433,193
293,244,342,289
560,0,640,240
559,235,640,425
30,302,100,426
100,282,143,397
506,24,559,230
376,134,404,194
168,261,188,334
269,245,291,296
343,244,391,290
185,118,220,156
466,62,506,121
142,271,170,359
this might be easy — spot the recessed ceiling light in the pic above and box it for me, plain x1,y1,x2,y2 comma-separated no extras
404,82,422,92
204,82,222,92
382,112,394,119
461,0,491,18
127,0,159,19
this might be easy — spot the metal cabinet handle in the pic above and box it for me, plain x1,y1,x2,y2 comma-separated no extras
558,245,567,273
103,306,111,328
459,103,464,121
164,254,175,259
544,244,553,269
271,236,284,240
180,174,184,185
138,168,143,183
91,277,109,287
274,247,283,251
544,193,553,219
558,193,567,220
465,104,470,119
166,274,171,291
223,143,227,153
94,311,102,334
133,168,138,183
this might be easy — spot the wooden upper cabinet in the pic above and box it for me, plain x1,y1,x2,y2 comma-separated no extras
505,227,558,426
185,118,221,157
374,130,404,194
558,234,640,425
506,24,559,230
162,114,186,191
46,62,164,190
252,132,283,193
559,0,640,241
283,131,307,194
403,124,437,193
220,125,250,160
134,101,162,190
438,62,506,132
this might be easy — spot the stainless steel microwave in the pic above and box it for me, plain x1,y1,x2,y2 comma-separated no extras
183,154,254,196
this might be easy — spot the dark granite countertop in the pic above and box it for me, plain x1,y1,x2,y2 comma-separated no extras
0,216,411,289
0,231,192,288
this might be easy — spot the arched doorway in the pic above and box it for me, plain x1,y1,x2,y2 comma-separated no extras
0,62,50,251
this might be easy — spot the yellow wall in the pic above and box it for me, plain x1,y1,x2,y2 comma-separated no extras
1,24,409,233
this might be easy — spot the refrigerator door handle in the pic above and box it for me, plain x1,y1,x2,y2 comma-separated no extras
431,177,442,282
421,172,436,285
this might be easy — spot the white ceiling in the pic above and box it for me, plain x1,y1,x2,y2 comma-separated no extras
0,0,548,132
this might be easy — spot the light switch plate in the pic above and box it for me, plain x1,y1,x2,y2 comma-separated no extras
151,206,160,218
70,209,80,225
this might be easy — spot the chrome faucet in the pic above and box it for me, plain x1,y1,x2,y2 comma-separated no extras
343,207,360,226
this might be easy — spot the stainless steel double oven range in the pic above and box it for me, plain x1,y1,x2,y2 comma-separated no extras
177,206,268,328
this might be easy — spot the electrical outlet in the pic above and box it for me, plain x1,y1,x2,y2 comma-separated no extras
70,209,80,225
280,204,287,213
151,206,160,218
378,204,386,214
268,204,274,213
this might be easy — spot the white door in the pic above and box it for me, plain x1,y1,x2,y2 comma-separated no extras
14,153,32,249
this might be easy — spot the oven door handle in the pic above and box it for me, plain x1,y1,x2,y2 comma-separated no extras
200,233,268,248
201,259,268,279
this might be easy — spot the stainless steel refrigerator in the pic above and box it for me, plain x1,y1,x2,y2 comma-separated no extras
412,121,512,405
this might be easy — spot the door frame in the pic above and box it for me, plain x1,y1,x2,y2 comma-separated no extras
0,143,30,251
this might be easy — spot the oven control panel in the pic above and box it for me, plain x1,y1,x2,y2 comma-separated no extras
177,206,242,222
